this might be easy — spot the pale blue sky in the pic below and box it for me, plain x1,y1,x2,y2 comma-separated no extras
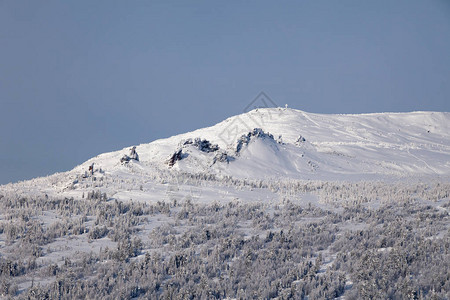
1,1,449,184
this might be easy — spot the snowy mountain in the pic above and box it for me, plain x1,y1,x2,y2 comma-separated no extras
1,108,450,200
1,108,450,299
80,108,450,178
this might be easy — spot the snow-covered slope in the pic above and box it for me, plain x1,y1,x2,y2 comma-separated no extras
2,108,449,299
2,108,450,199
75,108,450,179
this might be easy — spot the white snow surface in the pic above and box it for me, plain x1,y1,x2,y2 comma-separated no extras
1,108,450,200
76,108,450,178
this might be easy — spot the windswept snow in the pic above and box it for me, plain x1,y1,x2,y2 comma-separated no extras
1,108,450,200
78,108,450,180
1,108,449,299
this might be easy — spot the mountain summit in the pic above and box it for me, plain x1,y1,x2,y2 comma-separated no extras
2,108,450,200
75,108,450,179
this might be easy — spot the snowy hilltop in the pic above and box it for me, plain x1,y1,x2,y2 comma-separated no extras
76,108,450,178
1,108,450,299
1,108,450,200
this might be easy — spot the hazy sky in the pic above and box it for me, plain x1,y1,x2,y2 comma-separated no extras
1,1,449,184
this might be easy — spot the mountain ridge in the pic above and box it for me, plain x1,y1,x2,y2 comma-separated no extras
78,108,450,175
1,108,450,200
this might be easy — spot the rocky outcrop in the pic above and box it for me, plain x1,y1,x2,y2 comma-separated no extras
236,128,275,154
183,138,219,153
121,146,139,164
167,149,184,167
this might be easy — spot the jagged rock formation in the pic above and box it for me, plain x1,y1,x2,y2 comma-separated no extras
212,150,230,164
236,128,275,154
183,138,219,153
167,149,184,167
121,146,139,164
